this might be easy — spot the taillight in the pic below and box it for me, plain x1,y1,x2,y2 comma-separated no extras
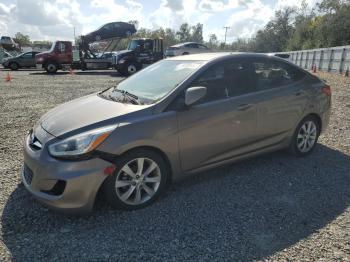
322,85,331,96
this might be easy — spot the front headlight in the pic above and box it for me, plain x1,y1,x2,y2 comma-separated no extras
48,125,116,158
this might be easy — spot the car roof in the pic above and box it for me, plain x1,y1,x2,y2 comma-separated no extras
172,42,201,47
165,52,279,61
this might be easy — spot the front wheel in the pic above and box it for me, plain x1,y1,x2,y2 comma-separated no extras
9,62,19,70
104,149,169,210
289,116,320,156
45,63,58,74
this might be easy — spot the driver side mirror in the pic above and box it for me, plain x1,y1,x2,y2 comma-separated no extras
185,86,207,106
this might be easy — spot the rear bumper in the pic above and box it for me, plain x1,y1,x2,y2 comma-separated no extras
22,132,111,214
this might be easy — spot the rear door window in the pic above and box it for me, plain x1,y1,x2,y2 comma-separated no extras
253,59,306,91
186,43,198,49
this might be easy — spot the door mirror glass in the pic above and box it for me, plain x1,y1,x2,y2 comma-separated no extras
185,86,207,106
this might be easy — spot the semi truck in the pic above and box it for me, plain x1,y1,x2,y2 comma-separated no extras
113,38,164,75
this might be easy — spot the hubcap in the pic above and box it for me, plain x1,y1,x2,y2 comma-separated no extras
115,158,161,205
128,65,137,74
297,121,317,153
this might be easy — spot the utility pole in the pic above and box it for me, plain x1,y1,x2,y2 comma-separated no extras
223,26,230,46
73,27,76,44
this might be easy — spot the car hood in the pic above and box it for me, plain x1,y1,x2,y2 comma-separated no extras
115,50,134,56
39,93,150,137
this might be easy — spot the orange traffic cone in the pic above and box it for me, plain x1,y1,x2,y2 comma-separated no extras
5,72,12,82
69,68,75,75
312,64,317,74
345,66,349,77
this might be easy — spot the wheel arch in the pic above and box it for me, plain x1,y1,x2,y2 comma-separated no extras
9,61,19,68
118,145,173,185
303,113,322,132
95,145,173,208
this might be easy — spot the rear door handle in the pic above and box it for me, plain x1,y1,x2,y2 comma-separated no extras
237,104,253,111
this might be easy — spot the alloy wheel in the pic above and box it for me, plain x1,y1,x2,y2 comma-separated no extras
115,157,161,205
297,120,317,153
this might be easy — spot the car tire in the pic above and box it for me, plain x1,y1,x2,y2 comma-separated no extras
9,62,19,70
45,63,57,74
182,52,189,55
120,63,138,76
103,149,169,210
289,116,320,156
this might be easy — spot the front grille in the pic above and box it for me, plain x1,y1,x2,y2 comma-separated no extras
23,164,34,185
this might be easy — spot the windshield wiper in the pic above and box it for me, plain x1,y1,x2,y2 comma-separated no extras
113,89,140,105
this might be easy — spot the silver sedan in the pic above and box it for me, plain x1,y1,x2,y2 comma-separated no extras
22,53,331,214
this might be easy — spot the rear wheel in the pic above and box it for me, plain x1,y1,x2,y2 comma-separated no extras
289,116,320,156
104,149,169,210
45,63,57,74
9,62,19,70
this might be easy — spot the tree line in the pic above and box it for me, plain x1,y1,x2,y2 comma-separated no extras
228,0,350,52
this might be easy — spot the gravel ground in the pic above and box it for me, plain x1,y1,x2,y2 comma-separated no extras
0,69,349,261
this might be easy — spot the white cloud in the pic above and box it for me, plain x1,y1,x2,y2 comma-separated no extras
199,0,240,12
148,0,213,34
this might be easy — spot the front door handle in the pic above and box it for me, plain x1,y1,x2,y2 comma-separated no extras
237,104,253,111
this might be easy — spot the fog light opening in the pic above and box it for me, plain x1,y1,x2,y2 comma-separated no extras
41,180,66,196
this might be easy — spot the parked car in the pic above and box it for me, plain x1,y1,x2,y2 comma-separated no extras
82,22,137,43
2,51,41,70
165,42,210,57
0,50,12,63
0,36,19,51
22,53,331,214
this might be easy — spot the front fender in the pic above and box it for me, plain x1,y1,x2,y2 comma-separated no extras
97,111,183,180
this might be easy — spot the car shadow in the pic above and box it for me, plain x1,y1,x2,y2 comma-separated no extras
2,144,350,260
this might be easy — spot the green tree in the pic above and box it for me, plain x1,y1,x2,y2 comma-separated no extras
315,0,350,47
14,32,31,46
208,34,218,48
176,23,191,42
191,23,203,43
254,7,296,52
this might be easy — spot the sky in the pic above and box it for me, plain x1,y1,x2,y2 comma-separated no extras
0,0,319,43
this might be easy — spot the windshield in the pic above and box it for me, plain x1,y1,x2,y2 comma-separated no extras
127,40,142,50
101,60,205,103
48,42,56,52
